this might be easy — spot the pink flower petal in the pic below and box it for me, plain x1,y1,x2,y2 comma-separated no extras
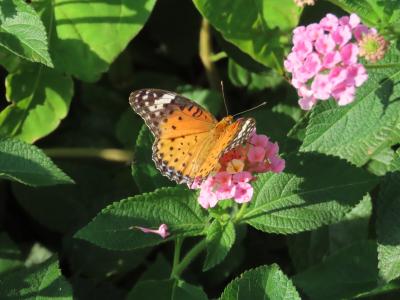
233,171,253,183
250,134,269,148
234,183,253,203
247,146,266,163
299,96,317,110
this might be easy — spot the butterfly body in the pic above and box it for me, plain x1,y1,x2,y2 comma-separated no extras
129,89,256,185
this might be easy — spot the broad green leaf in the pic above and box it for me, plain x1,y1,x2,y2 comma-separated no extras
293,241,378,300
203,220,235,271
0,233,22,276
228,59,282,91
76,187,207,250
390,149,400,171
0,256,73,299
221,264,301,300
0,47,21,73
367,147,395,176
300,45,400,166
0,64,73,143
377,172,400,283
0,138,73,186
242,153,378,234
288,194,372,272
193,0,300,72
0,0,52,67
132,126,174,193
331,0,400,28
127,279,208,300
51,0,157,82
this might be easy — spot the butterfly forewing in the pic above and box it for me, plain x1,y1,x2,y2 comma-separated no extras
129,89,256,185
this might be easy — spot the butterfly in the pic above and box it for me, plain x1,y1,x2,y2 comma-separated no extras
129,89,256,185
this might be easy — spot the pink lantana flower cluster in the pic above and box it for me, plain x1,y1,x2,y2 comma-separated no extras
284,13,373,110
191,133,285,209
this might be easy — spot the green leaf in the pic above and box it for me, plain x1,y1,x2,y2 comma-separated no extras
293,241,378,300
51,0,157,82
367,147,396,176
132,126,174,193
0,138,73,186
0,64,73,143
76,187,207,250
390,149,400,171
331,0,400,28
288,194,372,272
127,279,208,300
300,45,400,166
0,0,53,67
221,264,301,300
242,153,378,234
228,59,283,91
203,220,235,271
193,0,300,72
0,233,23,276
0,256,73,299
377,172,400,283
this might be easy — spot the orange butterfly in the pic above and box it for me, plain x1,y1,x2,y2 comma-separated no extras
129,89,256,185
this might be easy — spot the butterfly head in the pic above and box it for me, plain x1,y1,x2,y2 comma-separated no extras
216,115,234,130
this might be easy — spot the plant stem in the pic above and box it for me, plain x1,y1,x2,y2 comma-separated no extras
365,63,400,69
199,19,220,90
233,203,248,223
171,238,208,278
43,148,133,163
170,237,183,278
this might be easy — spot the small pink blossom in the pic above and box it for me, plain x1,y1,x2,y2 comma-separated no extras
248,146,266,163
311,74,331,100
135,224,170,239
234,183,253,203
320,14,338,32
284,13,373,109
299,96,317,110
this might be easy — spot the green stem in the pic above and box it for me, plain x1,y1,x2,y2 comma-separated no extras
171,238,208,279
43,148,133,162
170,237,183,278
199,19,220,90
233,203,248,223
365,63,400,69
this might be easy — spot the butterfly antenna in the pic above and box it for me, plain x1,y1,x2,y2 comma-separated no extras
220,81,229,116
232,101,267,117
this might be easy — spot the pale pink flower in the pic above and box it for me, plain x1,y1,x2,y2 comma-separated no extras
284,13,374,109
248,146,266,163
299,96,317,110
320,14,338,32
135,224,170,239
250,134,269,148
234,183,253,203
340,43,359,65
311,74,331,100
315,34,335,54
